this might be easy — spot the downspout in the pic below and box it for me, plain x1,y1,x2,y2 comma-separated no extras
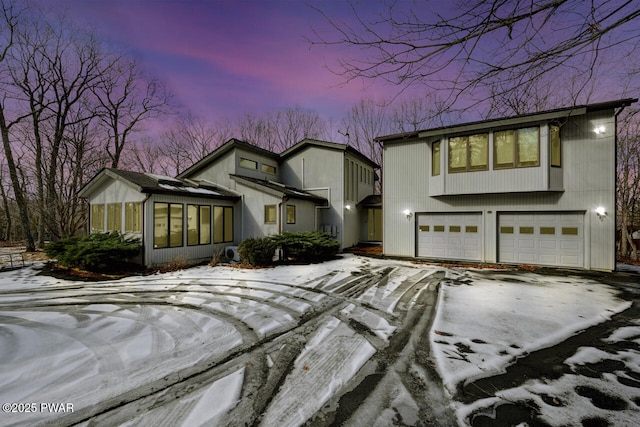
141,193,151,268
278,196,290,235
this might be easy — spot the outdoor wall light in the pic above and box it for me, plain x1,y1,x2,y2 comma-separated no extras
403,209,412,219
593,125,606,135
345,204,351,211
595,206,607,218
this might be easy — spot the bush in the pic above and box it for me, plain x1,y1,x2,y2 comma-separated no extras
45,232,141,272
271,231,340,263
238,237,277,266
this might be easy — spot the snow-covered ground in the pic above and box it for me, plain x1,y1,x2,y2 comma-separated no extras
0,255,638,426
432,268,640,426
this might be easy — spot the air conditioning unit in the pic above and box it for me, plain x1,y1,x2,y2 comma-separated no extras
225,246,240,262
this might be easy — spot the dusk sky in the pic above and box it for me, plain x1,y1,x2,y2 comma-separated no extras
53,0,398,125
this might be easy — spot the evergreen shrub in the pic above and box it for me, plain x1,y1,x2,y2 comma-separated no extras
238,237,277,266
270,231,340,263
45,232,141,272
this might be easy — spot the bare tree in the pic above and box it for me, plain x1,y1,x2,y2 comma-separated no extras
617,107,640,260
0,0,36,250
389,95,455,132
159,113,232,175
237,106,328,152
0,165,13,241
311,0,640,112
92,57,172,168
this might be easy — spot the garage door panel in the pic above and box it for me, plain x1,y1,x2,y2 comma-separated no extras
561,241,581,250
539,240,558,250
518,239,536,249
417,213,482,261
499,213,584,268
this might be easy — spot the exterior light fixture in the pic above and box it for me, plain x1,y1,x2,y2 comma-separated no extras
595,206,607,218
403,209,412,219
593,125,606,135
345,204,351,211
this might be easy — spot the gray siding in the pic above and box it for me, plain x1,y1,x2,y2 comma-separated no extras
383,109,616,270
281,146,376,248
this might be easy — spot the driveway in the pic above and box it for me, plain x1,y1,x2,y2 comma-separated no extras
0,256,454,426
0,256,638,426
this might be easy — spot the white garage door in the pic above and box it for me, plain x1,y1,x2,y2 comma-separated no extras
498,213,584,268
417,213,482,261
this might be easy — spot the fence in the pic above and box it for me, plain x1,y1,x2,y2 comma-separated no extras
0,253,25,270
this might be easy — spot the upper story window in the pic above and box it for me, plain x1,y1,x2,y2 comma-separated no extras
550,124,561,167
448,133,488,173
494,127,540,169
261,164,277,174
432,141,441,176
240,157,258,170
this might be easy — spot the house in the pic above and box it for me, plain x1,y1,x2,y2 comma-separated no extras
79,138,378,267
377,98,637,271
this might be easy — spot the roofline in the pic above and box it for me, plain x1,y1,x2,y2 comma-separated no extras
376,98,638,143
79,167,241,200
281,138,380,169
230,174,328,203
177,138,280,179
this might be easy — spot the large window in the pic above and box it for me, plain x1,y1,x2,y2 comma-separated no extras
154,203,183,249
286,205,296,224
125,202,142,233
187,205,212,246
107,203,121,232
432,141,441,176
91,204,105,232
550,124,561,167
448,133,488,172
494,127,540,169
264,205,277,224
214,206,233,243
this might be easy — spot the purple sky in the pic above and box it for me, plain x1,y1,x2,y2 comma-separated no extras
55,0,396,124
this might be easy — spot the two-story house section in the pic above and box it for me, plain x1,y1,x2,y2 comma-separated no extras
378,98,636,271
280,139,379,248
80,138,379,267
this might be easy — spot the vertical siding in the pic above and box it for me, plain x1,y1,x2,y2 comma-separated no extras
383,108,617,270
383,139,429,256
190,150,236,188
281,147,347,246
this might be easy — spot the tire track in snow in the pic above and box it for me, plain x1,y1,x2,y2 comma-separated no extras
43,273,372,426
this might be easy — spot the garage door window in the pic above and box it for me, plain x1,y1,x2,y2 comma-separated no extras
540,227,555,235
562,227,579,235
